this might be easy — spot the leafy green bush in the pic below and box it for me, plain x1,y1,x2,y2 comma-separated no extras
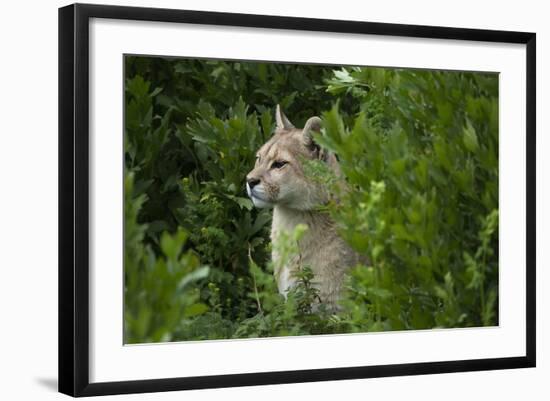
124,57,498,343
124,171,210,343
317,67,498,331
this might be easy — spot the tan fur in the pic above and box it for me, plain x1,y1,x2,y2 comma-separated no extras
246,105,362,308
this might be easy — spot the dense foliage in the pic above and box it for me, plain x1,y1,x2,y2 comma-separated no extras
124,56,499,343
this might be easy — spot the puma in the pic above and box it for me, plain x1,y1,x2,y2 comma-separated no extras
246,105,363,309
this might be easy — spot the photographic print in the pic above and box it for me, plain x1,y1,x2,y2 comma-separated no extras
59,4,535,395
123,56,499,344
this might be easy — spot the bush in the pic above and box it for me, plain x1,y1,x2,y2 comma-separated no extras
124,57,498,343
316,67,499,331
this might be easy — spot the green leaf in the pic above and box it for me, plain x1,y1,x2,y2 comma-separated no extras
226,195,254,210
160,230,188,261
149,86,163,97
184,303,209,318
177,266,210,291
463,120,480,153
126,75,150,99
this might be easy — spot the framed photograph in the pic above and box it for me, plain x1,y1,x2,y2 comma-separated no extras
58,3,536,397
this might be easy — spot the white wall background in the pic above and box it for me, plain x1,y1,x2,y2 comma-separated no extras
0,0,546,399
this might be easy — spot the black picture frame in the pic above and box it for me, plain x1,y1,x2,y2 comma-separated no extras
58,3,536,397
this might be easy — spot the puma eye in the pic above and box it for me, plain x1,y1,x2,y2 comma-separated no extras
271,160,288,169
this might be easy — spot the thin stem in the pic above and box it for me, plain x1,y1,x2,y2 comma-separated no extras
248,244,263,315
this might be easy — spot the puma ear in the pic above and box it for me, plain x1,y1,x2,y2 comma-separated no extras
275,104,295,130
302,116,322,147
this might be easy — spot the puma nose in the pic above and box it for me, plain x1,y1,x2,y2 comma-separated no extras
247,178,260,189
